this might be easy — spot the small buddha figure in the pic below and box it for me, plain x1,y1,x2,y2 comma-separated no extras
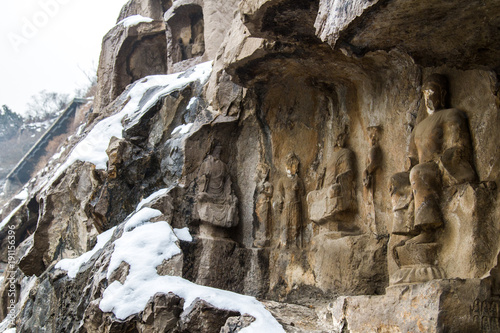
389,172,415,237
254,163,273,248
307,129,356,224
363,126,382,189
389,73,477,285
275,153,304,248
190,17,205,57
195,142,238,228
363,126,382,233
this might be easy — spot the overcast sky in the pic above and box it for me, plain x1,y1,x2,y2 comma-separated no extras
0,0,129,116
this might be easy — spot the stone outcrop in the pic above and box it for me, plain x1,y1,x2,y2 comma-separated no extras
1,0,500,332
94,19,168,113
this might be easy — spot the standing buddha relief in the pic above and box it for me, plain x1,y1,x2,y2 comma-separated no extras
275,153,304,248
389,73,477,285
254,163,273,248
363,126,382,190
306,128,357,224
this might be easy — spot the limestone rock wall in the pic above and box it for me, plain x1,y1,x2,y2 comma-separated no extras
1,0,500,332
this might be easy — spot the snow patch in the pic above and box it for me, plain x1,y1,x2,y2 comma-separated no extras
172,123,193,135
43,61,212,191
55,227,116,278
13,188,28,201
105,221,181,282
100,199,283,332
76,124,85,136
136,188,170,211
187,97,199,109
124,207,162,232
118,15,154,28
173,227,192,242
0,200,25,231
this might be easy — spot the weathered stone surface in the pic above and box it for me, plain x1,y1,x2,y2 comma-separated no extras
309,233,387,296
183,237,269,297
262,300,332,332
202,0,241,60
117,0,171,22
137,293,184,333
19,162,100,276
328,279,493,333
314,0,381,48
240,0,319,41
324,0,500,69
156,253,183,277
177,298,239,333
220,315,255,333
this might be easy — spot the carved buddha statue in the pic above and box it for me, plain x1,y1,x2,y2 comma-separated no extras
407,73,476,243
390,73,477,285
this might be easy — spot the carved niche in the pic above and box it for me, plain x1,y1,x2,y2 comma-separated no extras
195,142,238,228
165,4,205,65
389,73,477,285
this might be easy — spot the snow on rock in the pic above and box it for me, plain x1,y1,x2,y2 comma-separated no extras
13,188,28,201
172,123,193,135
0,188,30,231
44,61,212,191
173,227,192,242
117,15,154,28
50,146,66,161
124,207,162,232
104,221,181,283
55,227,116,278
136,188,170,211
0,200,25,231
187,96,199,109
100,200,284,332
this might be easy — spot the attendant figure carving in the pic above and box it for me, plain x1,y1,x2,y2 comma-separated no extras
363,126,382,189
307,130,356,224
195,142,238,228
363,126,382,233
275,153,304,248
254,163,273,248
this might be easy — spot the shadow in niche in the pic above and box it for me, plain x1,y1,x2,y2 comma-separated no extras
167,4,205,64
16,197,39,245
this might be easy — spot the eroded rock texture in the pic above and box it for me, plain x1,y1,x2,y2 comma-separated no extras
1,0,500,332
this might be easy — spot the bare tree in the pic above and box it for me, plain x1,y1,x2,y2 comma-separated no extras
25,90,70,122
75,62,98,98
0,105,23,141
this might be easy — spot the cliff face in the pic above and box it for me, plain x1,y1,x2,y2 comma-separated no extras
1,0,500,332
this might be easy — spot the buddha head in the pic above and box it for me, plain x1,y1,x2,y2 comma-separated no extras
422,74,448,115
285,153,300,177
